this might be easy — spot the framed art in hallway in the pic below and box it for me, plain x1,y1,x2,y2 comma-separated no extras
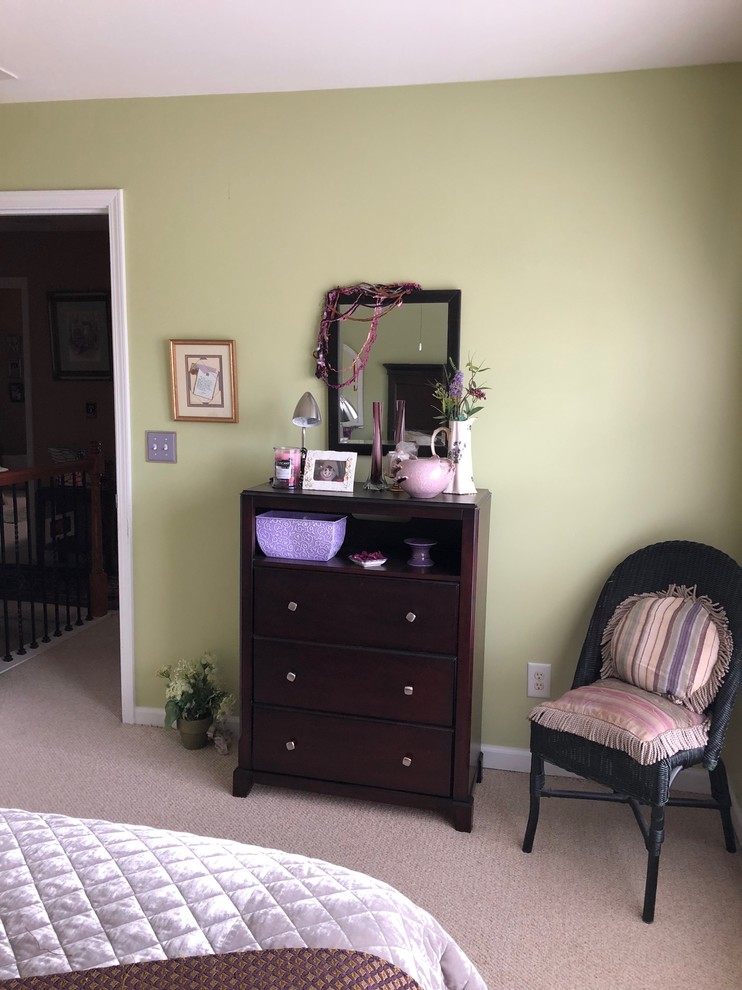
169,339,238,422
48,291,113,380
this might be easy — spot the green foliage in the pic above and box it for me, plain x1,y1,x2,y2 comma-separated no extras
157,652,234,729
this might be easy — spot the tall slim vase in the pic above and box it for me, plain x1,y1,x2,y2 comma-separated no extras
443,418,477,495
364,401,386,490
394,400,406,446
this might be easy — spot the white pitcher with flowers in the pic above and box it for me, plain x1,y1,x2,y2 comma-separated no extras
431,356,489,495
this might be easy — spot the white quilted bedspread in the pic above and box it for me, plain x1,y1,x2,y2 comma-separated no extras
0,809,485,990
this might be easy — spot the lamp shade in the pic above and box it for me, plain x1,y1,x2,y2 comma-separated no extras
338,395,358,424
292,392,321,428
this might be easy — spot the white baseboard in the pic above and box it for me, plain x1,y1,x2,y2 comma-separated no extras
134,709,740,839
481,743,711,791
135,707,240,732
135,706,165,727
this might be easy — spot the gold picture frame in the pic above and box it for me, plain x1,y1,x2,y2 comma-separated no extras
169,339,238,422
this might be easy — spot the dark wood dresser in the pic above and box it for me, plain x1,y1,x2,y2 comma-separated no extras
233,483,490,830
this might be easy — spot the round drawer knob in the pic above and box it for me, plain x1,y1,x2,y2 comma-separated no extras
286,671,296,682
403,685,414,696
402,756,413,767
288,601,298,612
405,611,416,623
285,740,296,751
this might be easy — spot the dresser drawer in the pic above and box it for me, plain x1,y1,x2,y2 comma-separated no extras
254,639,454,725
253,569,459,655
253,708,452,796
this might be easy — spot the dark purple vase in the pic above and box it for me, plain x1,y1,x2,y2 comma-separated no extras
365,401,385,490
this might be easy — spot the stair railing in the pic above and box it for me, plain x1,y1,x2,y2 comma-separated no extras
0,442,108,663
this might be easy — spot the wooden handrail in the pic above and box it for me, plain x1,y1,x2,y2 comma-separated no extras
1,460,92,487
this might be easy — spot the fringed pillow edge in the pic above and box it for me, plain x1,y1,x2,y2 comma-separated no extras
599,584,734,713
679,590,733,713
529,702,710,766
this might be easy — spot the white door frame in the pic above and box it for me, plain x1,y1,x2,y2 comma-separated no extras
0,189,135,723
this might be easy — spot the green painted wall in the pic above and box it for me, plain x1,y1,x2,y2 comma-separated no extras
2,65,741,791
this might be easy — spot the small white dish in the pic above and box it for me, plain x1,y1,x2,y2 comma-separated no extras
349,554,387,568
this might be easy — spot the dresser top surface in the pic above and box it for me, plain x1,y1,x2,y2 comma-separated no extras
243,483,490,515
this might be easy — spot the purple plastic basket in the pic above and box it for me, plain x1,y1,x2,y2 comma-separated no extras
255,511,347,561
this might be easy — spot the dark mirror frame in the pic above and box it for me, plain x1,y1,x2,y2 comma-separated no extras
326,288,461,456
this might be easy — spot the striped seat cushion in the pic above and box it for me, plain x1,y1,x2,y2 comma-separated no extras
600,585,733,713
529,678,709,765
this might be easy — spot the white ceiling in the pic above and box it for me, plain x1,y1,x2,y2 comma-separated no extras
1,0,742,105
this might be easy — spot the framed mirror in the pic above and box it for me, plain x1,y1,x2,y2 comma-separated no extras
326,288,460,456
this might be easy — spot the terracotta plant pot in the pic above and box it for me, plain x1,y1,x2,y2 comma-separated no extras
177,715,213,750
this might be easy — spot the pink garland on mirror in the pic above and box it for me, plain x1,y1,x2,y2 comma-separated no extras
314,282,421,389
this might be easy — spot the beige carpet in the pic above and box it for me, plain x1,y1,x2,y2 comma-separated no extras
1,615,740,990
1,603,98,669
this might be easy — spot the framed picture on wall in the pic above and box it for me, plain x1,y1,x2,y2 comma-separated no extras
169,339,238,422
48,291,113,380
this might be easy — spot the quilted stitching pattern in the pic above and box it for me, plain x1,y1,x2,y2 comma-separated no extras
0,810,484,990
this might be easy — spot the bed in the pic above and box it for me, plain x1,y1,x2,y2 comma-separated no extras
0,809,486,990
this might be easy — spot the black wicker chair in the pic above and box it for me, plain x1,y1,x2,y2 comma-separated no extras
522,540,742,923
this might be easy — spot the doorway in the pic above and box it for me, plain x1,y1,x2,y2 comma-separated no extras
0,190,134,722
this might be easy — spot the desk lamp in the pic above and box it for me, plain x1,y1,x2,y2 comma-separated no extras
292,391,321,475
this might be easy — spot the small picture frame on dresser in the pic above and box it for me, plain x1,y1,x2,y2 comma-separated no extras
303,450,357,492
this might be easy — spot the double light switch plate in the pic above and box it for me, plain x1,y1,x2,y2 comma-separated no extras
146,431,177,463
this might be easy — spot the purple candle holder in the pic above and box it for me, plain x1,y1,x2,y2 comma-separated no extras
404,537,436,567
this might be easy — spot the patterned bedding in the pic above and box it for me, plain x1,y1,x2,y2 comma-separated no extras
0,809,486,990
1,947,427,990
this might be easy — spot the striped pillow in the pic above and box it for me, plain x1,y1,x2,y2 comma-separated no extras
529,678,709,765
600,585,732,713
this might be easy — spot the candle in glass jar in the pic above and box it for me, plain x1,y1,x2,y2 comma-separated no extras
272,447,302,489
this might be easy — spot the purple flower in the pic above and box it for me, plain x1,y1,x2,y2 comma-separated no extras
448,370,464,400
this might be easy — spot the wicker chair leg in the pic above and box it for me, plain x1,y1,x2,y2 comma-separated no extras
708,759,737,853
522,753,545,853
642,804,665,923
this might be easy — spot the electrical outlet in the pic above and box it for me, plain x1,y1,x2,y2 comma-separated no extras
146,431,177,463
527,662,552,698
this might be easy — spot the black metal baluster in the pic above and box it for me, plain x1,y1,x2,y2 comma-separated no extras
60,475,73,632
10,485,27,655
48,477,63,637
1,488,11,662
36,476,51,643
71,473,84,626
22,481,38,650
